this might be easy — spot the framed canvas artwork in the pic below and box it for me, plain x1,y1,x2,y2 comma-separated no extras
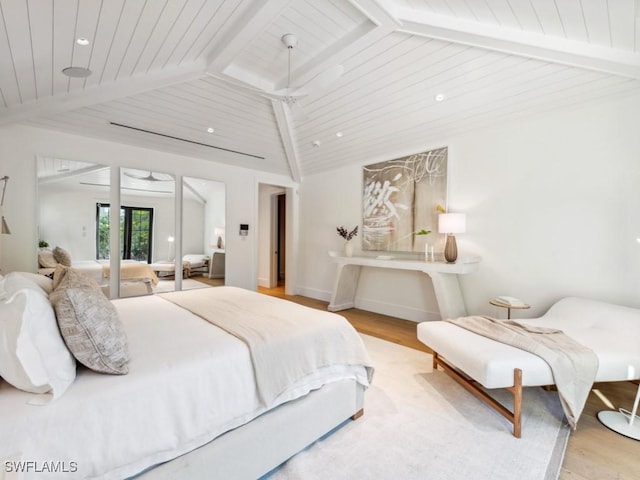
362,146,448,252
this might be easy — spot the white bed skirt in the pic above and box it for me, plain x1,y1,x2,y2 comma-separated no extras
136,379,365,480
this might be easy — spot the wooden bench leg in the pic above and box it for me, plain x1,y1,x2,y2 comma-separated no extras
433,353,524,438
508,369,523,438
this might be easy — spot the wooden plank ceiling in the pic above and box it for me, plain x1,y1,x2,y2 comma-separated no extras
0,0,639,180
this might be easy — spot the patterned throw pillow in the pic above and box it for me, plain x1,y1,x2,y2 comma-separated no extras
38,249,58,268
49,268,129,375
53,246,72,266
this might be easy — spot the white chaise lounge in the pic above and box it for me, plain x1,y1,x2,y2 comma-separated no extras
417,297,640,437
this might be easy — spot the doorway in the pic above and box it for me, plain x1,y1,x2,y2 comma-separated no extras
258,184,288,290
276,193,286,286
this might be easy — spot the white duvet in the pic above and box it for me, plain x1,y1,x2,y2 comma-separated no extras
0,292,370,479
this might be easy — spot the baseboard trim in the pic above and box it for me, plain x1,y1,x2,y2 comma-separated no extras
355,298,440,323
295,286,439,322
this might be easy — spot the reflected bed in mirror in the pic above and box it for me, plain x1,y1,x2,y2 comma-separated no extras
37,159,225,296
178,176,226,291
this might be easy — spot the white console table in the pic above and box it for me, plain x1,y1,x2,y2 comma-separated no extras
328,253,480,320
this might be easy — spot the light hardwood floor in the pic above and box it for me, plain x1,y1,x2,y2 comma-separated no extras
256,285,640,480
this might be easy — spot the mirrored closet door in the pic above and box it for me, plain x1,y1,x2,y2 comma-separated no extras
181,176,226,290
120,168,175,296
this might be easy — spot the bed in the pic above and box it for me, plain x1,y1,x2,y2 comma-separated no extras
0,271,373,479
38,259,158,289
417,297,640,437
150,254,210,279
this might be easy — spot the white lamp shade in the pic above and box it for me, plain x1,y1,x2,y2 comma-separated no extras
439,213,466,234
214,226,225,237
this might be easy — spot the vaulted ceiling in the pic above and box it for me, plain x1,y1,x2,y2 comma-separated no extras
1,0,639,181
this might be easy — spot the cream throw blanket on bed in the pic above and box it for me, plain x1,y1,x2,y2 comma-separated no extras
102,262,159,285
159,287,374,405
446,315,598,429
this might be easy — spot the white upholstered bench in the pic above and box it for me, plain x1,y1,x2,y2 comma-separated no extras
417,297,640,437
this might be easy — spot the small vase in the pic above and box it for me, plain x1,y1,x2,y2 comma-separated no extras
424,243,434,262
344,241,354,258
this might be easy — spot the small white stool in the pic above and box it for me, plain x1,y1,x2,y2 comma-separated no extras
597,382,640,440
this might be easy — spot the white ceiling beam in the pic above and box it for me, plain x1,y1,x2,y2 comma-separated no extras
271,100,302,183
349,0,402,28
0,60,207,126
396,8,640,79
38,165,109,185
206,0,295,74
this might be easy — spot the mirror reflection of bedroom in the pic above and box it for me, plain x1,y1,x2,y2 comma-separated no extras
36,158,225,297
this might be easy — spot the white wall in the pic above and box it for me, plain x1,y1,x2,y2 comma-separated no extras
297,93,640,320
0,124,297,291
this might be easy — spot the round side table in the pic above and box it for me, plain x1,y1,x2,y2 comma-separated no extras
489,299,530,319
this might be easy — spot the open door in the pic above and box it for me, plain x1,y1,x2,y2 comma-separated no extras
259,184,287,290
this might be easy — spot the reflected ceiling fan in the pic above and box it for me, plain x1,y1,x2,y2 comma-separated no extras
123,170,173,182
246,34,343,118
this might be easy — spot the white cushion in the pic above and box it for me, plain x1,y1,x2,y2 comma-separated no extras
418,297,640,388
0,289,76,399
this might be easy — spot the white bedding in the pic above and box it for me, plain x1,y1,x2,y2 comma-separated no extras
38,260,155,286
0,292,370,479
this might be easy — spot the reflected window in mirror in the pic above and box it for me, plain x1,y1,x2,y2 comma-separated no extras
120,168,175,297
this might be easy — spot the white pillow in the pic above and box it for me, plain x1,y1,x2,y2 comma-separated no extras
0,289,76,400
0,272,51,300
15,272,53,294
183,254,206,264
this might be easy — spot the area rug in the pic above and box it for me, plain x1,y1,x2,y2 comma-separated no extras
268,334,570,480
154,278,210,293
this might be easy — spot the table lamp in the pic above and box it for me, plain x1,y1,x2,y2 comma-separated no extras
439,213,465,263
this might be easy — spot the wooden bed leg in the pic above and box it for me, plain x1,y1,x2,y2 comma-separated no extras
432,352,439,370
351,409,364,420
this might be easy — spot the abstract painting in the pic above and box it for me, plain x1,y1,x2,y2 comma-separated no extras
362,147,448,252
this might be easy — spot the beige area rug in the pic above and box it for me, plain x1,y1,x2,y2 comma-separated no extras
153,278,210,293
268,334,570,480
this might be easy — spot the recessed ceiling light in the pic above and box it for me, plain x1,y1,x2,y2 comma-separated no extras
207,127,215,133
312,140,321,147
335,132,343,138
62,66,92,78
435,93,445,102
76,38,90,46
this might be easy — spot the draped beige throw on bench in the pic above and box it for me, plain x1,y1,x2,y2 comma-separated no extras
159,287,374,405
446,315,598,428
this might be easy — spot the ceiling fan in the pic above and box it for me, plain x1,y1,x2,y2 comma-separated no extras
123,170,173,182
228,34,344,119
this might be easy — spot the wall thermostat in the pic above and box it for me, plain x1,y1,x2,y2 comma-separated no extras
239,224,249,236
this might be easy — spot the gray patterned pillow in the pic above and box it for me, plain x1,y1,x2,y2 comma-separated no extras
53,246,72,266
50,270,129,375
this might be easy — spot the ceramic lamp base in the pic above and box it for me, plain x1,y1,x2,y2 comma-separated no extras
444,235,457,263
